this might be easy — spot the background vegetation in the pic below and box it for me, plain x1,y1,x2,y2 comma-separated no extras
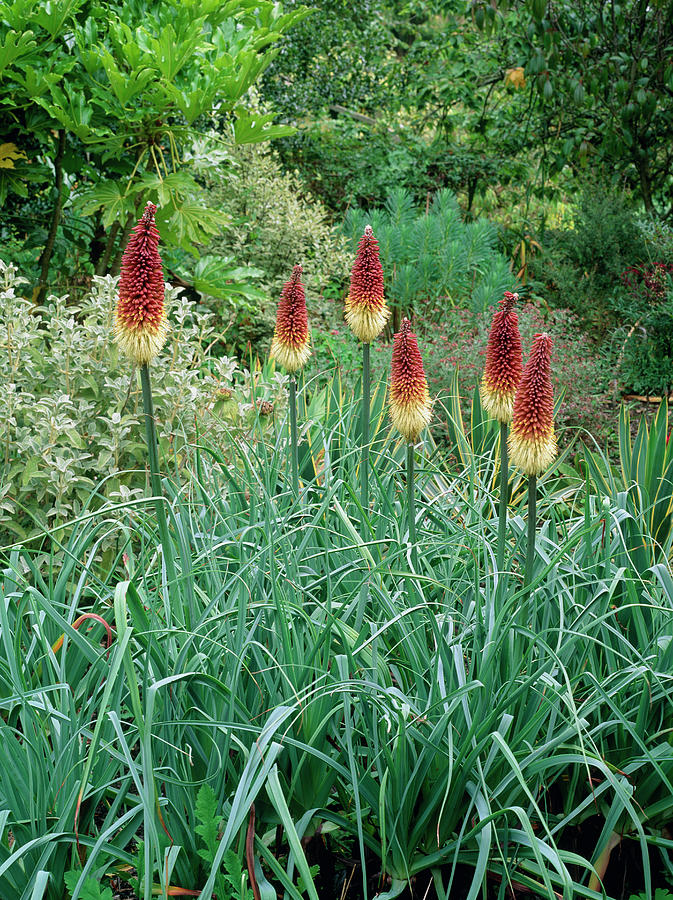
1,0,673,897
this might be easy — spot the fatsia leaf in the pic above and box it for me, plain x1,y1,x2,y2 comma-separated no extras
161,200,229,250
233,108,295,145
73,181,136,227
0,143,26,169
161,79,215,124
169,255,264,308
32,0,85,38
0,29,37,77
97,47,154,107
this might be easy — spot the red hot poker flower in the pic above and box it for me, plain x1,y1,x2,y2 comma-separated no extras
480,291,523,424
270,265,311,373
345,225,390,343
508,332,557,476
113,202,168,365
390,318,432,443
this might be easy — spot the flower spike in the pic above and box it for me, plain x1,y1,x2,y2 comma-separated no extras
270,264,311,373
345,225,390,343
390,318,432,443
113,202,169,365
508,332,557,476
480,291,523,424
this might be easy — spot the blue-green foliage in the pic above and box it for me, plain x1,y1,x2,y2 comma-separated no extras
342,188,517,316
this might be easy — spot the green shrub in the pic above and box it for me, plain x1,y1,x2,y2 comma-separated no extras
532,183,647,331
635,216,673,263
0,261,285,543
273,117,469,212
619,297,673,396
610,263,673,396
0,0,301,301
203,140,351,355
342,187,517,324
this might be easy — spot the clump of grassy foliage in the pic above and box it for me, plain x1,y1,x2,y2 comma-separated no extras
1,371,672,900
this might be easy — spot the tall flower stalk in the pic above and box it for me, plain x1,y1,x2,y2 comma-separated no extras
346,225,389,512
480,291,523,570
270,264,310,496
509,332,557,597
390,318,431,567
113,201,175,588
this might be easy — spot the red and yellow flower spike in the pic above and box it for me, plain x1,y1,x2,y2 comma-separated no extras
480,291,523,423
345,225,390,343
113,202,168,365
508,332,557,476
390,318,432,443
270,264,311,373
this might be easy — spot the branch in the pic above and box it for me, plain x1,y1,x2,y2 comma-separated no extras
35,129,66,304
328,104,401,141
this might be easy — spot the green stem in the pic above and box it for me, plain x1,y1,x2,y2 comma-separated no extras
140,363,177,594
355,343,371,633
524,474,537,600
289,376,299,496
361,342,370,513
407,442,417,568
497,422,509,571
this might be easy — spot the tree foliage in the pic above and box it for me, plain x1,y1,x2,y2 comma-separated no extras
263,0,542,213
0,0,307,295
468,0,673,215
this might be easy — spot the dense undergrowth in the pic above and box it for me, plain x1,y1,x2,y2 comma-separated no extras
1,375,672,900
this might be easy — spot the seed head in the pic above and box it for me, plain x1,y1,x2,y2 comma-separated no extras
113,202,168,365
480,291,523,423
345,225,390,343
508,332,557,476
390,318,432,443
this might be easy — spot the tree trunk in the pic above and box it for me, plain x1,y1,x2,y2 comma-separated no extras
635,151,655,214
94,220,120,276
109,198,142,276
466,175,478,217
35,130,66,304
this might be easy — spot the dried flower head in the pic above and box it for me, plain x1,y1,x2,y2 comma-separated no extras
270,265,311,373
480,291,523,423
345,225,390,343
390,318,432,443
113,202,169,365
508,332,557,476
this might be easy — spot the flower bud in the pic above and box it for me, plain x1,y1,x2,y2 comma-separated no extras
480,291,523,423
345,225,390,343
508,332,557,476
270,265,311,373
113,202,169,365
390,318,432,443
